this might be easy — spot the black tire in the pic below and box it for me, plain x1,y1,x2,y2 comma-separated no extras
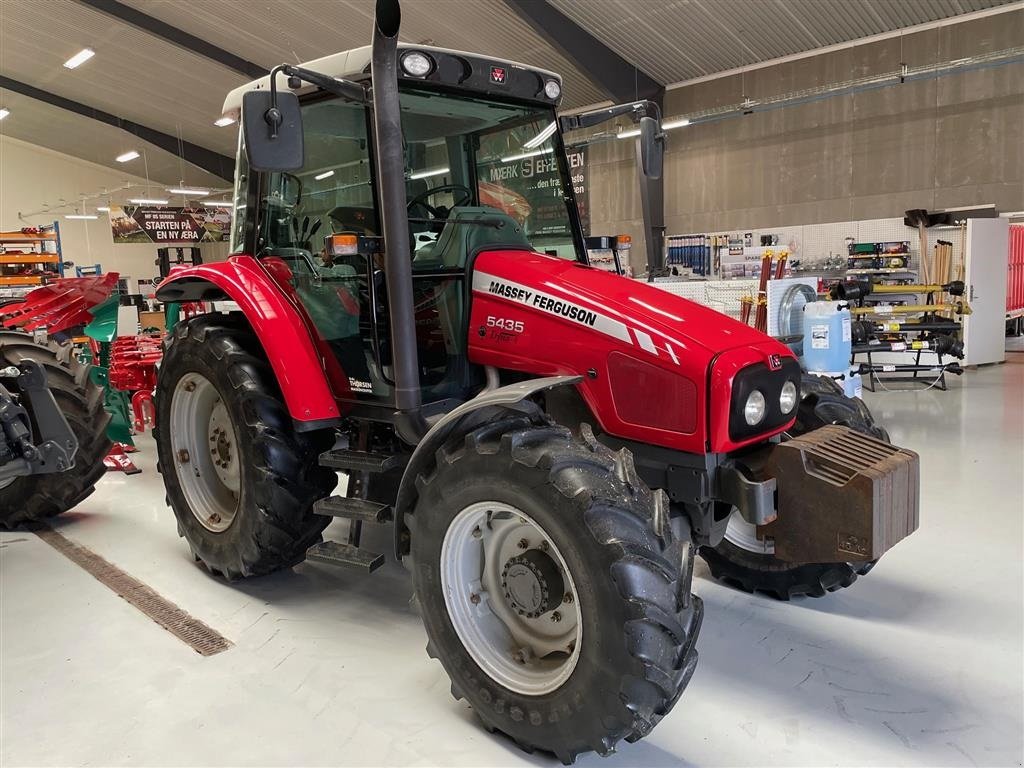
410,417,702,763
700,373,885,600
154,315,337,579
0,331,111,527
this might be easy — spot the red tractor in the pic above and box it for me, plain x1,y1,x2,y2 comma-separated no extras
153,0,919,761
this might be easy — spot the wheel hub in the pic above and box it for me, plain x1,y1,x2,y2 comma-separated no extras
440,502,582,696
169,373,240,533
502,549,564,618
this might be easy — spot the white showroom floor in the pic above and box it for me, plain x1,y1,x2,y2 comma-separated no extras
2,353,1022,767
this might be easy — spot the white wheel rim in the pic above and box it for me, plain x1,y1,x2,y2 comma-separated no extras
440,501,582,696
169,372,240,533
724,508,775,554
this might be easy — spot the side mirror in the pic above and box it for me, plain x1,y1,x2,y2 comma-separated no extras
242,90,304,172
639,116,664,180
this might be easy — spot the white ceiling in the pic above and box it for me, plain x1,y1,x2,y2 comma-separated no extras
0,0,1017,193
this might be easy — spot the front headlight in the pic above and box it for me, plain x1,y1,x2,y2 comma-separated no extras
744,390,766,425
779,380,798,414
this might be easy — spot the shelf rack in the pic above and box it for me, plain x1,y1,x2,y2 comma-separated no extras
0,221,64,299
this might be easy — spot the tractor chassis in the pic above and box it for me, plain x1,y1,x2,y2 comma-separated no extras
0,360,78,484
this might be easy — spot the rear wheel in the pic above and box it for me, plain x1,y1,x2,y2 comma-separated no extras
155,316,336,579
700,374,883,600
410,418,702,763
0,331,110,527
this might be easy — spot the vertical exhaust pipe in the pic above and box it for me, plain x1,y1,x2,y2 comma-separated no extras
371,0,426,442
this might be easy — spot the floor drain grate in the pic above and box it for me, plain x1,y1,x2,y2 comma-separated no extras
32,524,232,656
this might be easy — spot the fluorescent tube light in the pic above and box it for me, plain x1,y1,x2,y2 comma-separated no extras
129,198,169,205
206,200,234,207
214,116,236,127
96,206,110,212
314,170,335,180
523,121,557,149
616,128,641,139
65,214,98,220
63,48,95,69
409,166,450,180
116,150,140,162
500,147,554,163
663,118,691,129
167,187,210,196
0,109,9,120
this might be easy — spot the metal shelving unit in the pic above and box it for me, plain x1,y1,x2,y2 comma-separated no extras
0,221,65,300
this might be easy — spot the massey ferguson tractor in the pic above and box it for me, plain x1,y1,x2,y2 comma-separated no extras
153,0,919,760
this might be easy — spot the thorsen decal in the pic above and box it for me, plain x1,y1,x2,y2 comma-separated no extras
473,271,631,344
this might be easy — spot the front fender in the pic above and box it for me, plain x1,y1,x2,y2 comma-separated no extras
393,375,582,559
156,256,342,425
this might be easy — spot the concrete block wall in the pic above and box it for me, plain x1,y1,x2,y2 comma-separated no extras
585,9,1023,272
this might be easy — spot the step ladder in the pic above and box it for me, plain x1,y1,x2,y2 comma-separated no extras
305,449,408,574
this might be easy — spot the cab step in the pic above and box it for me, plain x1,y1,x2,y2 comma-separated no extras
306,540,384,573
319,449,407,474
313,496,392,523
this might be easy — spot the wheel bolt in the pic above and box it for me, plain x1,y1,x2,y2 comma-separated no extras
550,611,562,623
563,593,573,604
472,526,481,539
183,381,196,392
513,650,526,664
469,593,480,605
540,540,549,551
177,449,190,463
517,538,528,550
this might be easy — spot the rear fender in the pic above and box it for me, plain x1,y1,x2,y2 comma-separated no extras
393,375,582,559
156,255,345,425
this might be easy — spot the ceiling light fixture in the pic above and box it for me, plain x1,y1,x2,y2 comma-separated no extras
214,116,236,127
0,109,9,121
63,48,95,69
409,166,450,180
65,214,99,220
167,187,210,196
206,200,234,208
96,206,111,212
129,198,169,205
116,150,140,163
314,170,335,181
616,128,641,139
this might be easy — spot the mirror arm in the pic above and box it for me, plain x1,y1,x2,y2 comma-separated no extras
279,64,369,104
558,100,661,133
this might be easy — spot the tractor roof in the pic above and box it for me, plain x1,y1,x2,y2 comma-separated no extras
222,43,562,118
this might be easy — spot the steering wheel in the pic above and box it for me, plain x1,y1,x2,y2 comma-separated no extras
407,183,474,227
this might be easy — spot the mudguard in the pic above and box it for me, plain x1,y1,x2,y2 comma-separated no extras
393,375,582,559
155,256,342,425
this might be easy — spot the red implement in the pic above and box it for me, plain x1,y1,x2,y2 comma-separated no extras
0,274,119,335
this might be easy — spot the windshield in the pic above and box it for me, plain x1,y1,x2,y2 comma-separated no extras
254,88,582,266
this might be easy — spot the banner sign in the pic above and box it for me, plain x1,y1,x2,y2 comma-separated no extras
476,146,590,237
109,205,232,244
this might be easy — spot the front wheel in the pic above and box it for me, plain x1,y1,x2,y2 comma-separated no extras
410,418,702,763
700,373,885,600
154,316,337,579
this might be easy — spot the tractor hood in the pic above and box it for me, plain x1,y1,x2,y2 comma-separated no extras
476,250,787,358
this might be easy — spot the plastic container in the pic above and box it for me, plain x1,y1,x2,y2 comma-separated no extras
807,368,862,399
802,301,852,373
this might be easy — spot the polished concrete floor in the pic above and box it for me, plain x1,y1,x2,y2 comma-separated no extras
2,353,1022,767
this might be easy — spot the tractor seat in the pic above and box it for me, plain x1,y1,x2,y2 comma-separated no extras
413,207,531,269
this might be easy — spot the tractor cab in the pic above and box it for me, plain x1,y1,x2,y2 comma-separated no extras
223,45,595,409
218,43,663,420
